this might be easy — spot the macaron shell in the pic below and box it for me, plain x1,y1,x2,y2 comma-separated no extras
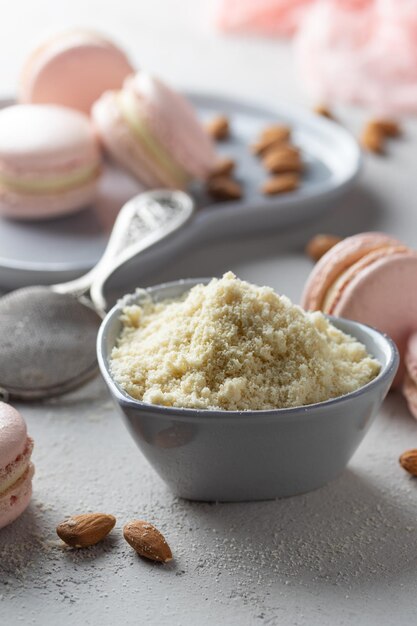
127,73,216,180
20,31,134,114
324,246,410,314
403,373,417,420
301,232,401,311
92,92,166,189
405,331,417,385
332,253,417,386
0,402,27,469
0,463,34,530
0,105,100,171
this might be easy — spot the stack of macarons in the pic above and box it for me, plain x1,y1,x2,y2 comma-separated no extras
301,232,417,389
0,29,215,220
0,402,34,529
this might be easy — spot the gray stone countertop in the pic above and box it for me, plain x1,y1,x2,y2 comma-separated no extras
2,1,417,624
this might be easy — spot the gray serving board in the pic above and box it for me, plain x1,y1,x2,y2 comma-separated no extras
0,93,360,289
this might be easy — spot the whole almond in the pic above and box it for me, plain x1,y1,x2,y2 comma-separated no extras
207,176,242,201
56,513,116,548
370,118,401,138
360,123,384,154
306,234,343,262
209,157,235,179
206,115,229,140
399,449,417,476
261,173,299,195
262,148,302,174
251,137,287,157
123,520,173,563
260,125,291,143
314,104,334,119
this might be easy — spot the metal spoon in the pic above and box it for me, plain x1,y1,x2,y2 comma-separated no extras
0,190,194,401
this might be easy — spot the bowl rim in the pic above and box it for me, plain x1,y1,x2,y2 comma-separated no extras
97,278,399,422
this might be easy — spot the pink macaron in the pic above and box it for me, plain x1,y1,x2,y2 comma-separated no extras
0,402,34,530
19,30,134,114
92,71,216,189
403,332,417,419
0,104,102,220
301,232,417,387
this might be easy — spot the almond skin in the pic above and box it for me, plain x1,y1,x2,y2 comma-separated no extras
209,157,235,179
261,173,299,195
314,105,334,119
123,520,173,563
370,118,401,138
260,125,291,143
360,122,385,154
207,176,242,201
262,147,302,174
399,449,417,476
306,234,343,262
206,115,229,140
56,513,116,548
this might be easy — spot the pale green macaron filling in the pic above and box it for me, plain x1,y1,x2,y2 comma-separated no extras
0,163,100,194
117,89,189,188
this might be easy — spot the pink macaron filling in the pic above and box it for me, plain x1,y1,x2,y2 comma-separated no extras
0,402,34,529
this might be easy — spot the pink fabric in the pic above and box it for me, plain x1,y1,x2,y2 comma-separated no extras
215,0,315,37
216,0,417,114
295,0,417,114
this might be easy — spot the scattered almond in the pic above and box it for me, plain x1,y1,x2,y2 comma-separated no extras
209,156,235,179
205,115,229,140
252,125,292,157
260,125,291,143
207,175,242,201
262,147,302,174
360,122,385,154
123,519,173,563
261,173,299,195
314,104,334,119
399,449,417,476
306,234,343,262
370,118,401,138
56,513,116,548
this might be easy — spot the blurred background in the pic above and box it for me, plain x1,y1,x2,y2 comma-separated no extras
0,0,302,107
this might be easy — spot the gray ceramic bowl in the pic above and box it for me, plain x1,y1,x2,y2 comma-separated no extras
97,278,399,502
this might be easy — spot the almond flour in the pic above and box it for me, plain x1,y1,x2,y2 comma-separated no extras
110,272,380,411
